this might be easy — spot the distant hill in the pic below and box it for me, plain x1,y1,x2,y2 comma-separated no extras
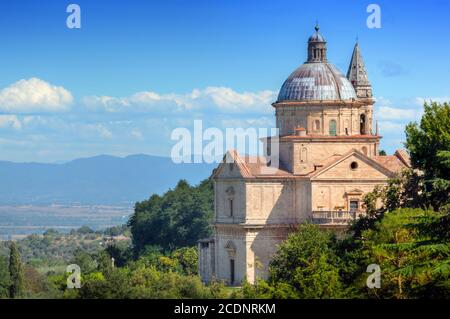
0,154,215,205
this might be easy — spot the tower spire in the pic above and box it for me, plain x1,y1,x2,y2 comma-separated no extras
347,41,372,98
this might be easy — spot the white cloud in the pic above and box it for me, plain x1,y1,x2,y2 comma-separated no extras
376,106,420,121
0,78,73,113
374,96,422,121
378,121,405,134
130,129,144,140
77,124,113,139
83,87,277,114
0,115,22,130
221,117,274,129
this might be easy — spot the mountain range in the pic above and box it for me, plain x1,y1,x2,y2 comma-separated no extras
0,154,215,205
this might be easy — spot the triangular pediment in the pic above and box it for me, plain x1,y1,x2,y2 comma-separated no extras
311,149,395,180
211,150,251,179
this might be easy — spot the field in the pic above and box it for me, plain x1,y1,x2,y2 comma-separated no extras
0,205,133,240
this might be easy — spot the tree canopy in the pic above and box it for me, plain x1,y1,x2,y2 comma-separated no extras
128,179,213,254
405,101,450,209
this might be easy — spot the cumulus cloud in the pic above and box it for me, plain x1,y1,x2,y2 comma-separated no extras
0,78,73,113
374,96,422,121
378,121,405,134
376,106,420,121
83,87,277,114
0,115,22,130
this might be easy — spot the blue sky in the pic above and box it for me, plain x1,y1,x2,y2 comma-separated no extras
0,0,449,162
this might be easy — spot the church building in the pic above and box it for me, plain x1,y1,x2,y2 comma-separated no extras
198,26,410,285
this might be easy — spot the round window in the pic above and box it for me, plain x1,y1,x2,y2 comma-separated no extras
350,161,358,170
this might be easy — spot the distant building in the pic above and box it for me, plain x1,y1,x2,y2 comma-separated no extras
198,25,410,285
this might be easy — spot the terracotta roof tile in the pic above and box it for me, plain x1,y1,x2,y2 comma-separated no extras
373,155,407,173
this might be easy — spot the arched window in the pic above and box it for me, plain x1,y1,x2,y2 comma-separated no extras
360,114,366,135
329,120,337,136
362,146,368,156
314,120,321,131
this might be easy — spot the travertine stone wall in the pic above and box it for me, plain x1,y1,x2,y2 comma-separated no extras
214,226,247,285
275,104,373,137
311,182,385,211
279,140,379,175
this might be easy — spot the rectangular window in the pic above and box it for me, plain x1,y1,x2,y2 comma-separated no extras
229,199,233,217
350,200,359,212
230,259,235,284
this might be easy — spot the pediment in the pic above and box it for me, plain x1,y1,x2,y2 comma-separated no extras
211,150,251,179
311,150,395,181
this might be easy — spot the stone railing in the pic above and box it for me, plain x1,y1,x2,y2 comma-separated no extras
311,211,362,226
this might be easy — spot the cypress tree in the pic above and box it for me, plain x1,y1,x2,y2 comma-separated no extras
8,241,24,298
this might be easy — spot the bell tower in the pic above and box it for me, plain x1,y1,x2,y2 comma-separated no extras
347,41,372,99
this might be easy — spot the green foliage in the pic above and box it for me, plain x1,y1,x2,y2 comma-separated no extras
405,101,450,209
0,231,108,268
242,225,346,299
104,225,130,237
133,246,199,276
360,208,450,299
76,265,223,299
76,226,95,234
8,242,24,298
0,255,10,298
237,279,298,299
351,169,423,237
105,242,133,268
129,179,214,254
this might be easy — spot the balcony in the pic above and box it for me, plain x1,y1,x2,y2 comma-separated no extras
311,211,362,226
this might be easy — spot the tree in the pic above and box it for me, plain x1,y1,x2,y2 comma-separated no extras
0,255,10,298
267,224,345,298
77,226,94,234
405,101,450,210
129,179,214,254
360,208,450,299
8,241,24,298
70,248,98,274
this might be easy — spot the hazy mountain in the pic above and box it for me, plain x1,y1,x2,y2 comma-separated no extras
0,154,215,205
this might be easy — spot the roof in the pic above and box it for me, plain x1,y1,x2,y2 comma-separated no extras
213,149,410,180
372,150,411,173
277,62,357,102
280,134,381,140
347,42,370,86
308,28,326,42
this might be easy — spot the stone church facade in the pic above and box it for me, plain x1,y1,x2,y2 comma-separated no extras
198,26,410,285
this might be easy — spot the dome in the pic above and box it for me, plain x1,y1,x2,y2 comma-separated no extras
277,62,357,102
308,32,325,42
308,24,326,42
